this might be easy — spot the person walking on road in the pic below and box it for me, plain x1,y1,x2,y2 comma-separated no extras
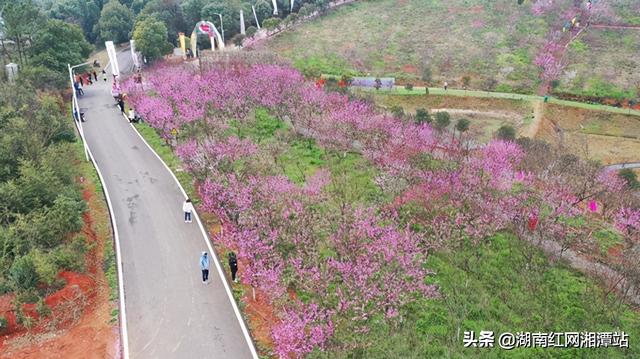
200,252,210,284
183,198,194,223
117,97,126,114
228,252,238,283
443,81,448,91
93,71,98,82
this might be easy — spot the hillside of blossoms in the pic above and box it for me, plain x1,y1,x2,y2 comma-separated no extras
124,61,639,358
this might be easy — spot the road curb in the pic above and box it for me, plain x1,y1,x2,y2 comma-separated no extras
122,113,260,359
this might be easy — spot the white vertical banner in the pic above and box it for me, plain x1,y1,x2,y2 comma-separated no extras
240,10,246,35
272,0,278,15
105,41,120,77
252,5,261,29
130,40,140,69
290,0,295,12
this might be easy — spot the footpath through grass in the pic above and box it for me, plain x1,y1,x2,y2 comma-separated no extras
354,86,640,117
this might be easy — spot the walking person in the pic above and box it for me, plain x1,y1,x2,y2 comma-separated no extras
200,252,210,284
102,70,107,82
443,81,448,91
117,97,126,114
228,252,238,283
77,75,84,86
183,198,194,223
74,81,84,96
93,71,98,82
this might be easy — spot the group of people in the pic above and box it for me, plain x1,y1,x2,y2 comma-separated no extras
74,70,108,97
188,199,239,285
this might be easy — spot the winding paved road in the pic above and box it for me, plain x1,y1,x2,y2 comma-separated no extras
78,49,256,358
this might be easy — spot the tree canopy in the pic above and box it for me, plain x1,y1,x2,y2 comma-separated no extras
132,16,172,61
29,19,93,73
97,0,134,43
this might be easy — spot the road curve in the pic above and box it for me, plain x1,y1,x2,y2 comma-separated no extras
78,50,255,358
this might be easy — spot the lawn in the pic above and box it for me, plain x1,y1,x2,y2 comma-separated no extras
260,0,640,99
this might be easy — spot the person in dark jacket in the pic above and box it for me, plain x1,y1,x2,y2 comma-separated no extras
228,252,238,283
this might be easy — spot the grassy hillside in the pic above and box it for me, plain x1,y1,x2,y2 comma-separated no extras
260,0,640,97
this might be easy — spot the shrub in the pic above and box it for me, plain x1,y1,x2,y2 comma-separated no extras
0,315,7,332
497,125,516,141
434,112,451,130
462,76,471,88
245,26,258,38
619,168,639,189
425,87,429,95
415,108,431,124
10,256,39,290
299,3,318,17
421,67,432,83
231,34,246,47
36,298,51,318
405,83,414,91
284,13,299,25
262,17,281,30
455,118,470,133
390,105,405,118
52,236,87,272
33,251,59,286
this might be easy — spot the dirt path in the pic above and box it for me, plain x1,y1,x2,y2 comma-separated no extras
429,108,520,121
522,100,544,138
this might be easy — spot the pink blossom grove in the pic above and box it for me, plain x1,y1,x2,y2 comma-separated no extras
124,62,639,357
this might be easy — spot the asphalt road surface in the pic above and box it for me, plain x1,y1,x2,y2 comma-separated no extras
78,49,255,358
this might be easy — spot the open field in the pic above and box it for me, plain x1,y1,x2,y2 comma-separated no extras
537,103,640,164
372,94,533,142
260,0,640,98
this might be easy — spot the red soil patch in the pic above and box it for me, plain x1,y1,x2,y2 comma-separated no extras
0,186,118,358
402,64,418,75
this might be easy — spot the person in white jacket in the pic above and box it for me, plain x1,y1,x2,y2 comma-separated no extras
183,198,194,223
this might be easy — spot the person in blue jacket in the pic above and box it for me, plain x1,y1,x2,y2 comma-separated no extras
200,252,210,284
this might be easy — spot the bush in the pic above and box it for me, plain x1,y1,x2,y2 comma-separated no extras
619,168,639,189
415,108,431,124
245,26,258,38
36,298,51,317
33,251,59,286
262,17,281,30
497,125,516,141
284,13,299,25
19,66,67,91
434,112,451,131
404,83,414,91
10,256,39,290
231,34,246,47
425,87,429,95
421,67,432,83
52,236,87,272
455,118,470,133
299,3,318,17
0,315,7,332
390,105,405,118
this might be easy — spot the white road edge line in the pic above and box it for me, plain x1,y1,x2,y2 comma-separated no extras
123,114,259,359
82,134,130,359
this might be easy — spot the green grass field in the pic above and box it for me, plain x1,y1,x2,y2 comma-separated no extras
261,0,640,99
